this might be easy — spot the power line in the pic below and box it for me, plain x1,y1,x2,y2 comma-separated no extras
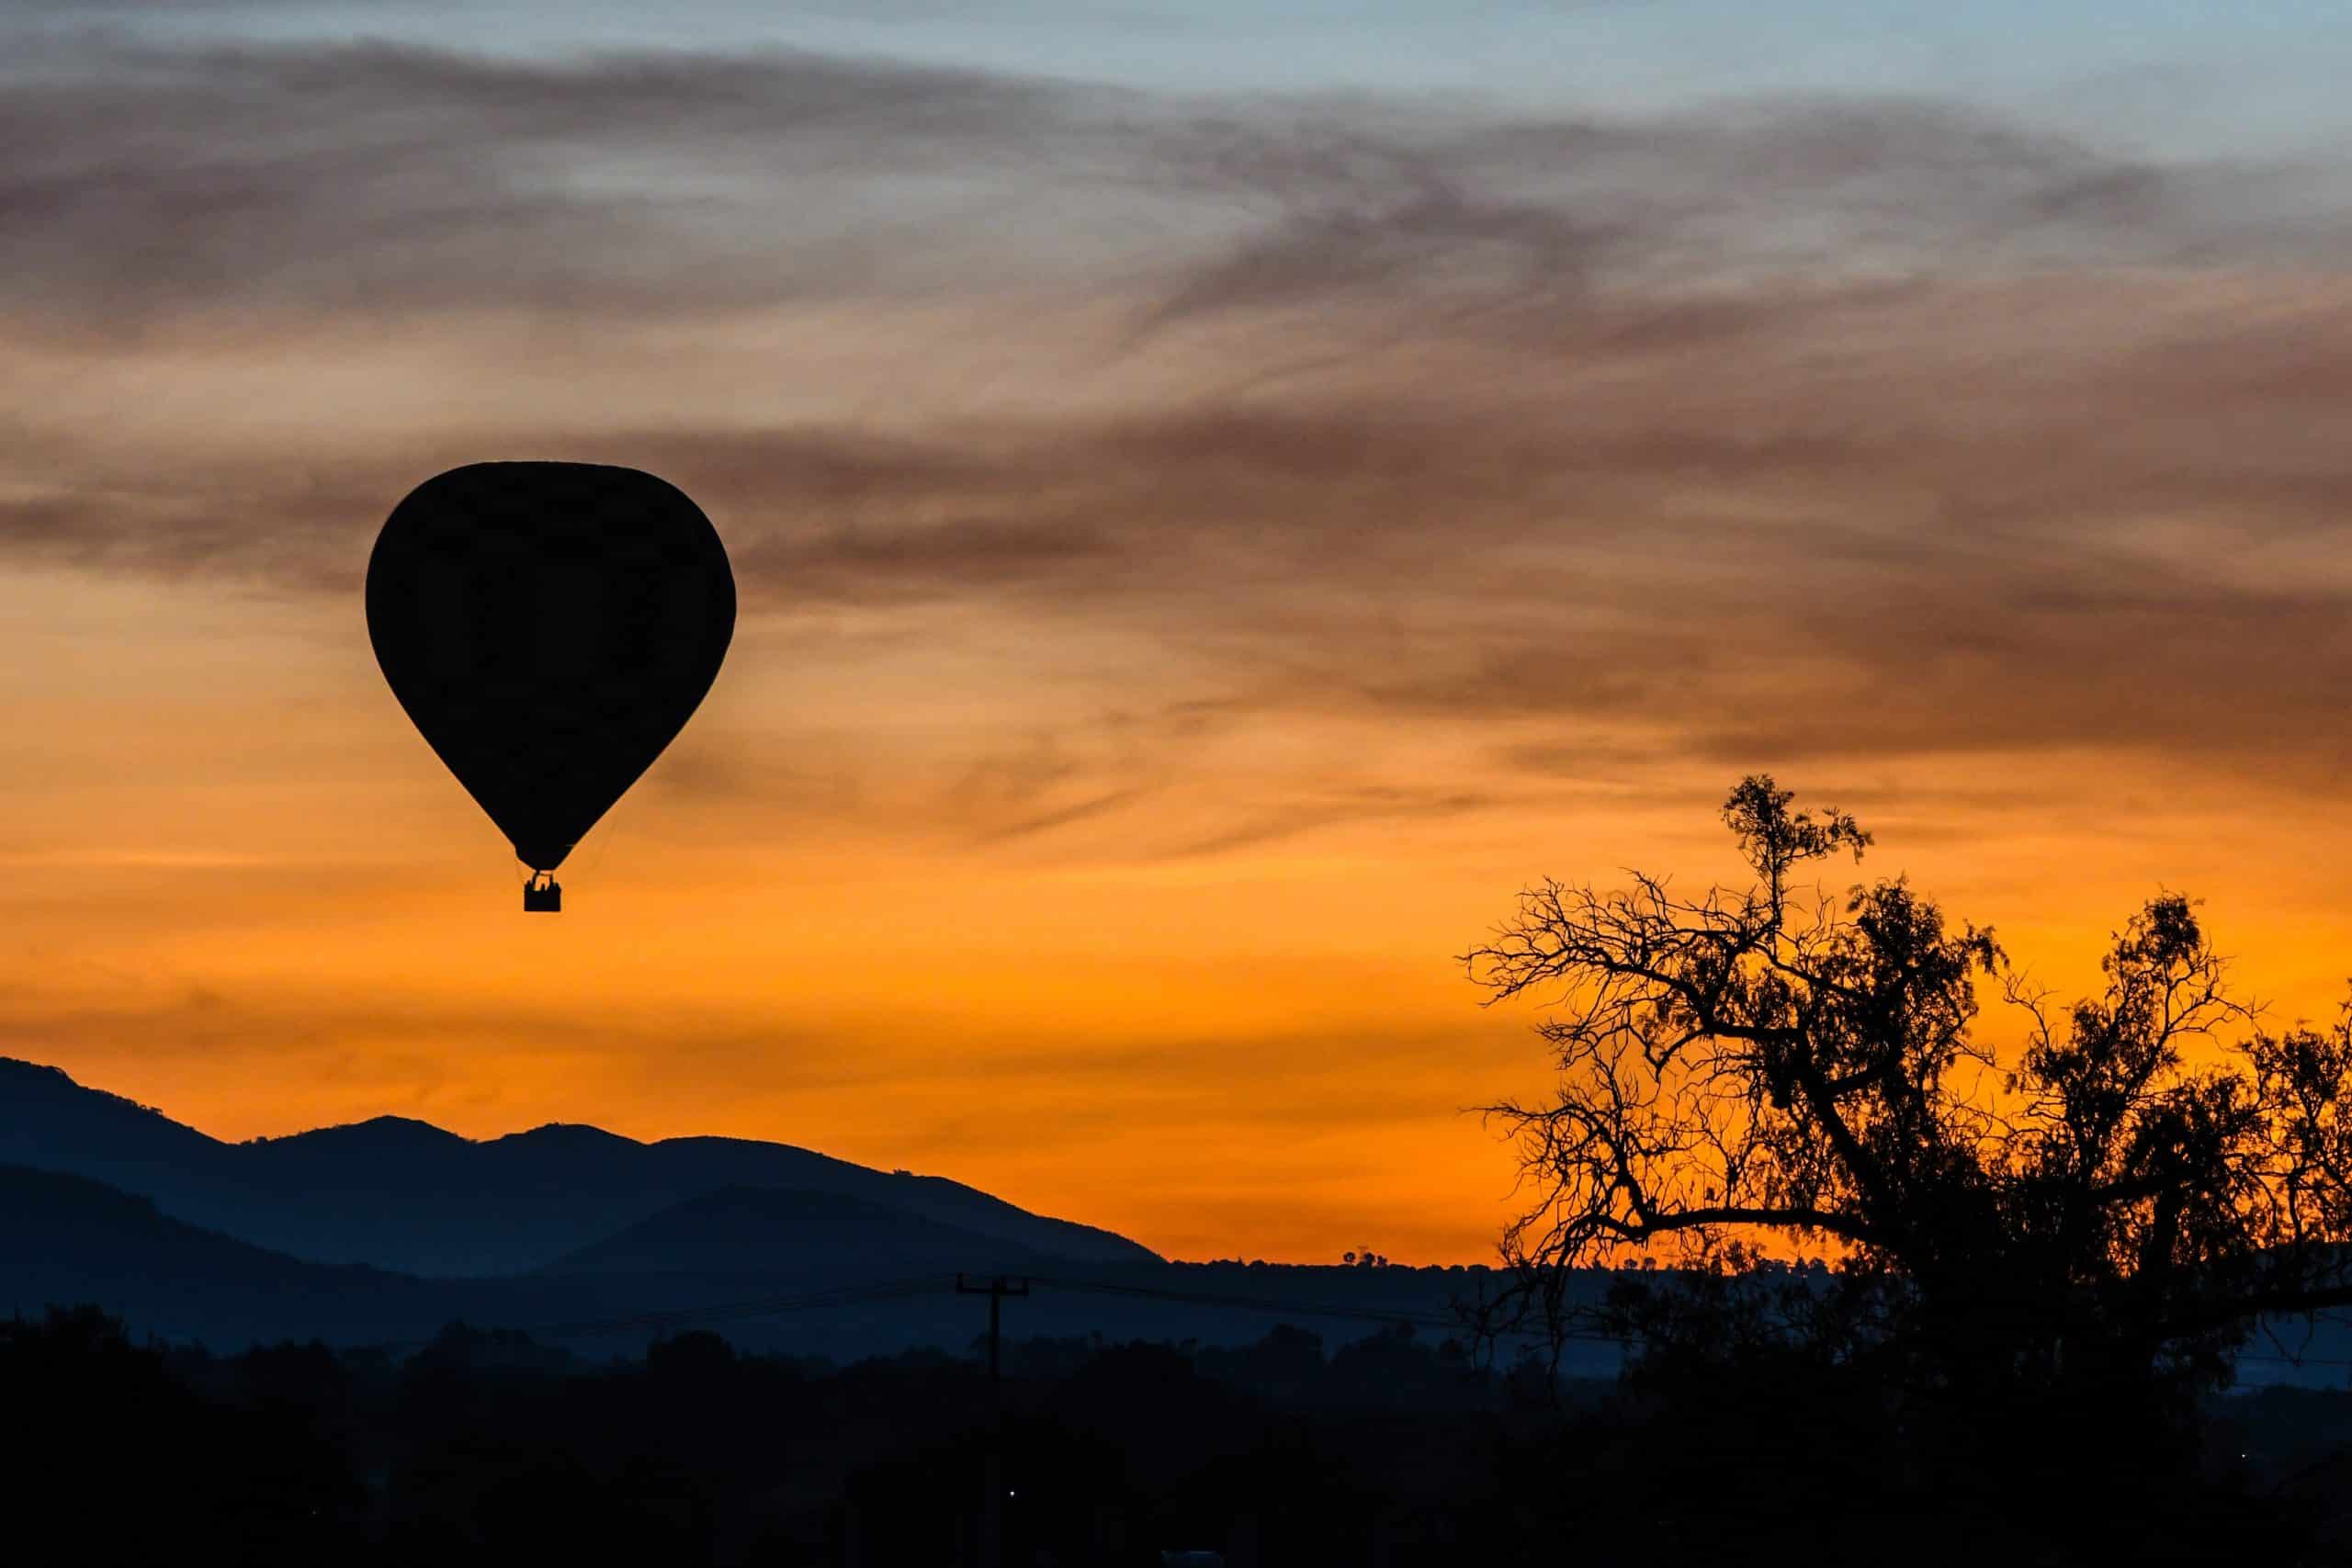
1020,1272,1616,1343
341,1268,1581,1359
348,1269,2352,1373
529,1276,950,1339
353,1275,956,1355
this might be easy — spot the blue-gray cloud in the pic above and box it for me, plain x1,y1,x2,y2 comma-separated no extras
6,33,2347,333
8,35,2352,799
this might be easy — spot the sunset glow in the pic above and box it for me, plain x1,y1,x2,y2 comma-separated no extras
8,1,2352,1265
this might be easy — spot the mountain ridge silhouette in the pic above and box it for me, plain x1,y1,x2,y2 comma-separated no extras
0,1055,1159,1275
0,1159,1093,1352
0,1161,444,1346
0,1156,1565,1367
539,1183,1061,1276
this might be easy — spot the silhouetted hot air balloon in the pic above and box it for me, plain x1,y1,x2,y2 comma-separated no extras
366,462,734,911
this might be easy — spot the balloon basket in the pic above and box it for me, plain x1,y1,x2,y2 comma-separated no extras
523,873,562,913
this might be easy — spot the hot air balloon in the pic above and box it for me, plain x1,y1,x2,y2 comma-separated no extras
366,462,735,911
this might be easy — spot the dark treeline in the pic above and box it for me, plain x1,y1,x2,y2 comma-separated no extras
6,1302,1551,1567
10,1301,2352,1566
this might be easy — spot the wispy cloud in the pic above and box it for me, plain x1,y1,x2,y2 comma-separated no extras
8,33,2347,330
7,34,2352,797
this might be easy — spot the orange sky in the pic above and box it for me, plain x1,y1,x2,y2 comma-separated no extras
6,31,2352,1263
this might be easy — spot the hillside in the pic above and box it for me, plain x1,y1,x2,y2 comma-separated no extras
0,1056,1158,1275
542,1184,1057,1276
0,1162,436,1347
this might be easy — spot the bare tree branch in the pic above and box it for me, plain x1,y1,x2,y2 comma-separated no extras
1465,775,2352,1394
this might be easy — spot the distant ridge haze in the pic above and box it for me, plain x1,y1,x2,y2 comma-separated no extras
0,1157,1574,1368
541,1185,1060,1277
0,1162,440,1348
0,1056,1159,1275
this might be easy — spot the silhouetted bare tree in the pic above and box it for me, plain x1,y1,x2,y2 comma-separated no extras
1464,776,2352,1404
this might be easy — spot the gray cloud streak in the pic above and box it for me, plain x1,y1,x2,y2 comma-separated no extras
8,34,2352,801
6,34,2346,329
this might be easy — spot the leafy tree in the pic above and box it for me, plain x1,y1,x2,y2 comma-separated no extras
1463,776,2352,1412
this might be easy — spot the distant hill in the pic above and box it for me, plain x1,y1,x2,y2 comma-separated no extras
0,1162,440,1347
543,1185,1059,1277
0,1158,1074,1352
0,1058,1610,1370
0,1056,1158,1275
0,1159,1581,1367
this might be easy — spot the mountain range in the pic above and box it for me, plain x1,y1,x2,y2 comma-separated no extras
0,1056,1155,1276
0,1055,1599,1366
8,1055,2343,1387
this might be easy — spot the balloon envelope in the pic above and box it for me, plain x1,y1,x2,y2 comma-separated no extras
366,462,734,873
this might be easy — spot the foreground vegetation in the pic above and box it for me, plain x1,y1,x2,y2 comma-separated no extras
9,1302,2352,1566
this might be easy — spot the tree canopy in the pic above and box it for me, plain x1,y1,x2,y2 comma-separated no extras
1464,776,2352,1398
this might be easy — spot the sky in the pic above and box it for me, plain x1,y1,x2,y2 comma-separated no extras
6,1,2352,1264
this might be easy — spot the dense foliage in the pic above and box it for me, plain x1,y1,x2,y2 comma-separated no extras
1467,779,2352,1400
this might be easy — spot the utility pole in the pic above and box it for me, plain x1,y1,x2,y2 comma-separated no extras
956,1274,1029,1568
